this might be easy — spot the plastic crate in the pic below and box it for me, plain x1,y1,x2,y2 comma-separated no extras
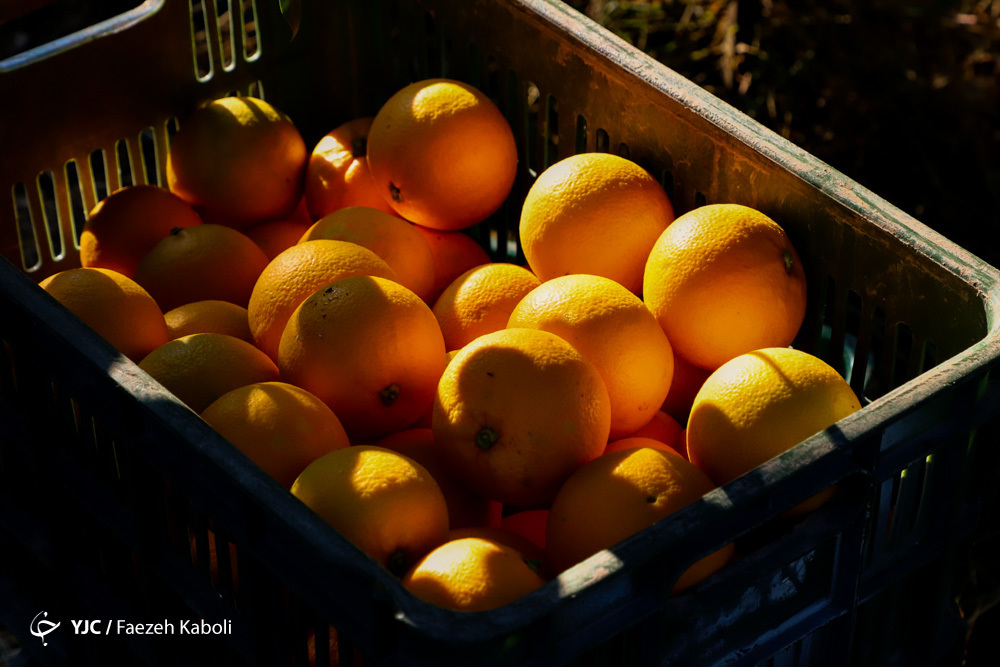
2,0,1000,665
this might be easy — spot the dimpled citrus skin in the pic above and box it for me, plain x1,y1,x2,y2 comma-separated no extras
201,381,350,489
686,347,861,512
433,263,541,351
164,300,253,342
166,96,307,229
278,275,448,442
137,333,280,413
374,428,502,530
367,79,518,231
305,116,397,219
299,206,436,303
413,225,492,305
39,267,169,362
79,185,203,279
519,153,674,294
545,447,733,592
133,224,270,312
507,274,674,439
247,239,398,361
433,328,611,508
291,446,450,575
642,204,807,371
401,537,545,612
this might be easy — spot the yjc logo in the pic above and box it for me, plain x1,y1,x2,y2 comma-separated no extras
29,611,60,646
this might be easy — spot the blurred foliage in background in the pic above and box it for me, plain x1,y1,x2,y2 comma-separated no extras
563,0,1000,267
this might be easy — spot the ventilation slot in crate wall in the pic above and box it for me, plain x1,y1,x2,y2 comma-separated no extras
9,81,264,276
189,0,261,83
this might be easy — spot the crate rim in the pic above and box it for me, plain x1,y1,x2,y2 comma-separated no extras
4,0,1000,660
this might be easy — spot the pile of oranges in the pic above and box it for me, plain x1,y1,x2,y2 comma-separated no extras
38,78,862,613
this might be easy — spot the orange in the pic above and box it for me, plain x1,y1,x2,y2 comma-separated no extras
243,218,311,260
166,96,307,229
618,410,685,455
137,332,280,413
686,347,861,513
163,300,253,342
603,435,684,459
401,537,545,612
246,239,398,361
79,185,203,279
133,223,269,312
519,153,674,294
432,263,541,352
304,116,397,219
433,328,611,507
545,447,733,592
447,526,545,562
413,225,492,304
299,206,436,302
508,274,674,439
643,203,807,371
374,428,502,530
39,267,169,362
278,275,448,441
367,78,517,230
499,509,549,551
201,381,351,489
291,445,450,575
661,352,712,426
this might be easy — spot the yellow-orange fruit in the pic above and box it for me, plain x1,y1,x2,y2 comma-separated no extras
643,204,807,371
278,275,448,441
166,96,307,229
367,79,517,230
519,153,674,294
433,328,611,507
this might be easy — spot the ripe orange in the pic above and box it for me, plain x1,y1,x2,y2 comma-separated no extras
432,263,541,352
661,352,712,426
447,526,545,562
433,328,611,507
133,224,269,312
79,185,203,279
686,347,861,513
508,274,674,439
166,96,307,229
201,381,350,489
304,116,397,219
546,447,733,592
278,275,448,441
618,410,685,455
643,204,807,371
401,537,545,612
603,435,684,459
243,218,311,260
246,239,398,361
519,153,674,294
138,332,280,413
367,78,517,230
38,267,169,362
299,206,436,302
413,225,492,304
163,300,253,342
291,445,450,575
374,428,502,530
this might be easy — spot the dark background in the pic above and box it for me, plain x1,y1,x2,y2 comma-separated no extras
3,0,999,665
